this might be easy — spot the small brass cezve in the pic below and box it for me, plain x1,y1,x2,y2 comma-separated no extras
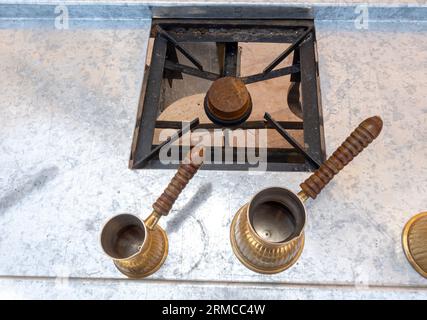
100,148,204,278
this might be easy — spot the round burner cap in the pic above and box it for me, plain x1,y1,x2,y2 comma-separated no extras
204,77,252,126
402,211,427,278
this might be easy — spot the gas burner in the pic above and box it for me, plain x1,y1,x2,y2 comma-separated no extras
204,77,252,127
130,17,325,171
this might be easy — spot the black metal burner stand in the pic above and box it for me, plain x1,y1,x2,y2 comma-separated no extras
130,17,325,172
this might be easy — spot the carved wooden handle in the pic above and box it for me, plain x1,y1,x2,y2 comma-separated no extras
300,116,383,199
152,148,204,216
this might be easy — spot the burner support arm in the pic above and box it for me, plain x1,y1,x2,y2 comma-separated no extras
156,25,204,71
263,27,313,74
264,112,321,170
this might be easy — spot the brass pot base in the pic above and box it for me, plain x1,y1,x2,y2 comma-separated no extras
402,211,427,279
230,210,305,274
114,226,169,279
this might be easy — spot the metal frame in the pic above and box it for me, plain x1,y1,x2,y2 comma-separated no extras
130,18,325,171
150,5,313,20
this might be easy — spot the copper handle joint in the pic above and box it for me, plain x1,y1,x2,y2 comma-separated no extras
300,116,383,200
144,211,162,230
297,190,309,203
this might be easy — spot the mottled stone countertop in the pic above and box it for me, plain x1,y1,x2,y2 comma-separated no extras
0,10,427,298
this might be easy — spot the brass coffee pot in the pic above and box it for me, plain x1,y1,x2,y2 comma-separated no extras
100,148,204,278
230,116,383,274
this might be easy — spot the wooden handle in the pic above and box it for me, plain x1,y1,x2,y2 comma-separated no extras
152,147,204,216
300,116,383,199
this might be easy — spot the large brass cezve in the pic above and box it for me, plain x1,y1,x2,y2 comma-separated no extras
230,116,384,274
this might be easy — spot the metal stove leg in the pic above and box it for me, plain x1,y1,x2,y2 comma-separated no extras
131,34,168,168
299,31,326,166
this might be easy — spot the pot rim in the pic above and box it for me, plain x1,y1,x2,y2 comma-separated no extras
245,186,307,248
100,213,149,261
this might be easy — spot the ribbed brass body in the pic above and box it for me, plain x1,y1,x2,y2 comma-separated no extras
402,212,427,279
230,204,304,274
114,225,168,279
